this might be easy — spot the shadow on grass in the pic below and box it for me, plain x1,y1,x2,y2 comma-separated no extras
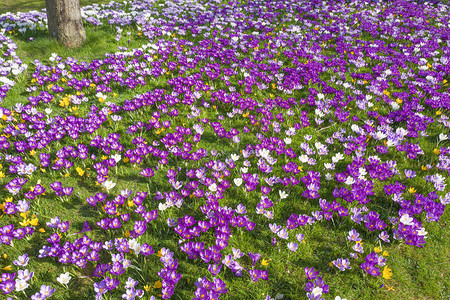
13,25,146,65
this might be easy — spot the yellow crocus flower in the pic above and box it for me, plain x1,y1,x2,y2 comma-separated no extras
76,167,85,176
382,266,393,280
29,218,39,226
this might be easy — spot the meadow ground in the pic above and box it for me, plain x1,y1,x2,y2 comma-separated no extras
0,0,449,299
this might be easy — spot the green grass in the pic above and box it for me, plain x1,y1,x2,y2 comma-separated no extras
0,0,113,14
0,1,449,300
3,24,149,109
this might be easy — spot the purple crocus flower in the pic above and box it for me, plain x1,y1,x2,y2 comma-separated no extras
161,286,174,299
287,242,298,252
347,229,362,242
379,231,390,243
141,243,154,256
208,263,222,276
39,285,55,298
13,254,29,266
4,202,17,215
194,287,208,300
31,292,45,300
57,221,70,233
333,258,348,271
50,181,63,191
248,269,261,282
82,221,93,233
104,277,120,290
305,267,319,280
248,252,261,266
1,273,16,282
110,261,125,276
212,277,227,293
361,262,380,276
94,280,108,294
62,187,73,196
404,169,416,178
0,280,15,294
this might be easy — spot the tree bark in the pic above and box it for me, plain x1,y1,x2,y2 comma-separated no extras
45,0,86,48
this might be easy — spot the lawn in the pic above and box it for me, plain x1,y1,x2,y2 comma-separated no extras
0,0,449,299
0,0,113,14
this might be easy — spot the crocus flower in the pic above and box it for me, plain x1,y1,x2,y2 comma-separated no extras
31,292,45,300
56,272,72,285
347,229,361,242
40,285,55,298
305,267,319,280
287,242,298,252
248,252,261,266
13,254,29,266
0,280,15,294
17,269,33,282
14,279,29,291
399,214,414,226
102,180,116,191
333,258,351,271
360,262,380,276
353,242,364,253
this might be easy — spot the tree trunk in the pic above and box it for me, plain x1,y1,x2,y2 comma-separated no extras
45,0,86,48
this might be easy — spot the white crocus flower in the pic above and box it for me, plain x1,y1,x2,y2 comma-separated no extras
259,148,270,159
56,272,72,285
209,183,217,192
15,279,29,291
374,131,387,140
128,238,142,253
299,154,309,163
231,154,240,161
359,167,367,176
96,92,107,102
311,286,323,297
391,102,400,110
345,176,355,185
314,142,325,149
111,154,121,163
279,190,288,199
102,180,116,191
399,214,414,226
0,76,15,86
158,203,167,211
324,163,334,170
315,108,325,117
332,153,344,163
440,192,450,205
49,53,58,62
417,227,428,237
234,178,243,187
